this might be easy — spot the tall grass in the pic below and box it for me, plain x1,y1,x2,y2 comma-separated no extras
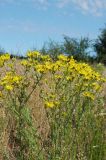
0,52,106,160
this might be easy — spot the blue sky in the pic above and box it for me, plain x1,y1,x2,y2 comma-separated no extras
0,0,106,55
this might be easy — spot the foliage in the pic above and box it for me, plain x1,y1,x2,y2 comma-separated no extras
0,51,106,159
40,40,63,60
94,25,106,64
40,36,91,62
63,36,90,61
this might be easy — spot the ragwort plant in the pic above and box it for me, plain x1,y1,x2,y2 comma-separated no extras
0,52,106,160
40,54,106,160
0,52,45,160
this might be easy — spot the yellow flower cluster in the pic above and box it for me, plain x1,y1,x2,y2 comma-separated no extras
22,52,106,105
58,54,68,61
83,91,95,100
0,54,10,67
45,101,55,108
45,101,60,108
0,52,105,105
0,72,22,91
27,50,40,58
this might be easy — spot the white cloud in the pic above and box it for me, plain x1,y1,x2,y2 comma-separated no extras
0,0,50,11
73,0,89,11
0,0,106,16
57,0,70,8
73,0,106,16
57,0,106,16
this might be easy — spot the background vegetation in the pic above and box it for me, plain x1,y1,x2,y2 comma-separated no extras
1,25,106,64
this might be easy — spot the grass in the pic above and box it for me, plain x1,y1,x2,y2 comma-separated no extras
0,53,106,160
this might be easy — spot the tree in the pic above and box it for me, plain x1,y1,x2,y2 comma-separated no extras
40,39,63,60
63,36,90,61
40,36,91,61
94,25,106,64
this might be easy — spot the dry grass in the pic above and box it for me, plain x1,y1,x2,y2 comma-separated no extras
0,61,106,159
0,60,50,159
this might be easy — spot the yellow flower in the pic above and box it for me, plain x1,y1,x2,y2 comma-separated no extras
92,82,101,91
27,51,40,58
8,63,14,69
66,76,72,81
40,55,51,61
0,72,22,91
45,101,55,108
5,85,13,91
0,53,10,67
0,53,10,61
21,60,29,66
12,76,22,84
54,75,62,79
83,91,95,100
35,64,46,73
58,54,68,61
45,61,53,70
